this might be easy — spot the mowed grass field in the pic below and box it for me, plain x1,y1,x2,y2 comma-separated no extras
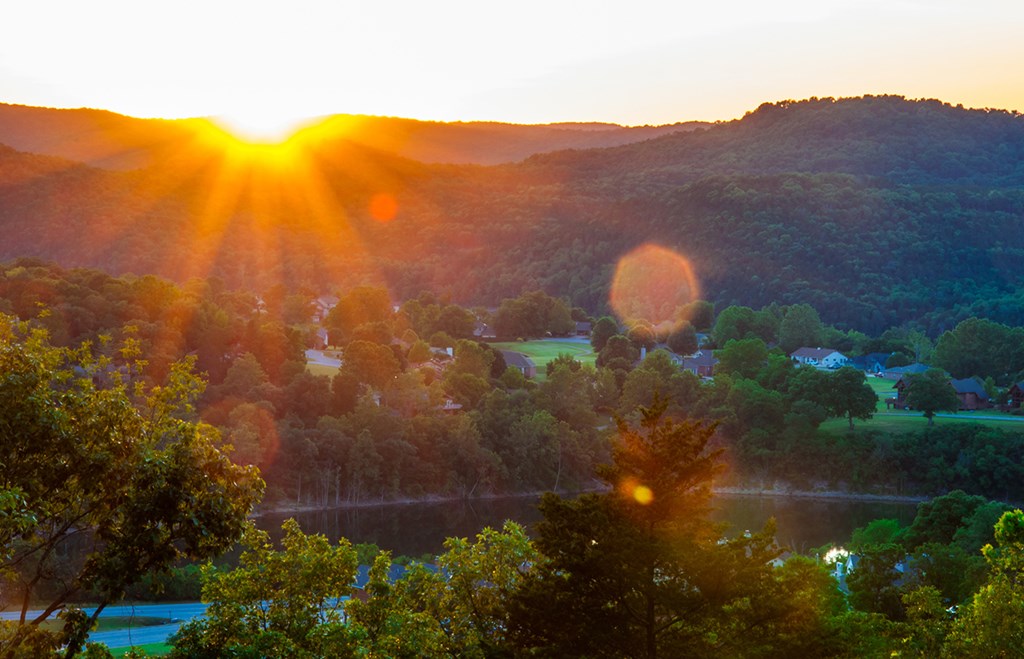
112,642,171,657
820,374,1024,434
491,339,596,380
306,362,339,378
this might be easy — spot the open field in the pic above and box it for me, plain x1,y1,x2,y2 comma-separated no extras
491,339,596,380
306,362,339,378
821,410,1024,435
112,643,171,657
865,376,897,411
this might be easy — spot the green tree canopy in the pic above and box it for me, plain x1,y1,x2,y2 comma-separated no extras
0,315,263,657
823,366,877,430
905,369,960,425
715,337,769,379
507,398,822,658
589,316,620,352
665,321,698,355
778,303,824,354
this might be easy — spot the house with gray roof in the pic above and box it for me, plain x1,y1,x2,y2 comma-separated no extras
500,350,537,378
951,377,991,410
790,347,849,369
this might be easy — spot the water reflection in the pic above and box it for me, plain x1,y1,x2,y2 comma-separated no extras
256,494,919,558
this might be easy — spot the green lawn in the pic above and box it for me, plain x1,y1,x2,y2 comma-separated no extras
821,410,1024,435
111,642,171,657
865,376,898,411
306,362,338,378
491,340,596,380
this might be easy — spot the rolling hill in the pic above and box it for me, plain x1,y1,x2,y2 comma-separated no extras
1,96,1022,334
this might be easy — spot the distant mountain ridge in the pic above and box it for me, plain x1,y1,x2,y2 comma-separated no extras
1,95,1022,334
0,103,703,169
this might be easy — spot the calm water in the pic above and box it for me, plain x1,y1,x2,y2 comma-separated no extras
256,494,920,558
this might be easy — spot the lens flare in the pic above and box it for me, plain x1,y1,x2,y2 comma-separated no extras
619,477,654,505
369,193,398,222
610,244,700,333
633,485,654,505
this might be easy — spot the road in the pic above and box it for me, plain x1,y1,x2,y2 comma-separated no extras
876,412,1024,422
1,602,208,649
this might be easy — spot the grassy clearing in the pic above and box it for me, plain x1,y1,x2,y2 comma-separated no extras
821,411,1024,435
491,340,596,380
865,376,897,410
306,363,338,378
110,642,171,657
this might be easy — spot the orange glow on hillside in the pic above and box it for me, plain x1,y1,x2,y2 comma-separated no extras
212,112,319,144
107,113,401,296
609,244,701,332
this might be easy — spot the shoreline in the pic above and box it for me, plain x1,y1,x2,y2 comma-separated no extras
254,486,929,517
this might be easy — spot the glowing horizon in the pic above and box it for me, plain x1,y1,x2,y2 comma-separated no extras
2,1,1022,128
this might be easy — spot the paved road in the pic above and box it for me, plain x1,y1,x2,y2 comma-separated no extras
88,621,187,648
1,602,208,649
876,412,1024,422
305,349,342,368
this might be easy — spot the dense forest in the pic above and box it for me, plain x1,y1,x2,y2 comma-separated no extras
3,261,1023,509
1,96,1023,334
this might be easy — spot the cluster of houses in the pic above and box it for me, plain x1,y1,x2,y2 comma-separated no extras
308,294,1023,414
785,346,1024,412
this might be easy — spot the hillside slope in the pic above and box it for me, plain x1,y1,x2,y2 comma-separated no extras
0,103,700,168
2,96,1022,334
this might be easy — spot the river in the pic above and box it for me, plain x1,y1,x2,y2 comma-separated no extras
256,493,921,558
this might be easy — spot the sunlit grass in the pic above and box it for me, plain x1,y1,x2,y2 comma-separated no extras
111,642,171,657
306,362,339,378
490,339,596,381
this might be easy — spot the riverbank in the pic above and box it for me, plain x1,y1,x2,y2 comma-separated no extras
255,485,932,517
714,487,928,504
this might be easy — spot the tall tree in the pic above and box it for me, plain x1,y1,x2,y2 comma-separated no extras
714,337,769,379
943,510,1024,657
508,398,806,658
823,366,877,430
778,303,824,354
590,316,620,352
665,321,698,355
0,315,262,657
905,369,960,425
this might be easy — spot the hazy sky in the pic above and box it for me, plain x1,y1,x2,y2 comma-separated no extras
3,0,1022,134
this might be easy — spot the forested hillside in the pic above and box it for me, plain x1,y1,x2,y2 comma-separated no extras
2,96,1023,334
0,103,697,168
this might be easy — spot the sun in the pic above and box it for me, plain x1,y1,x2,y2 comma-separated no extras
212,110,320,144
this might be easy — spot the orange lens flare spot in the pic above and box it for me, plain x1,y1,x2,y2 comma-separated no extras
610,244,700,333
369,193,398,222
633,485,654,505
619,477,654,505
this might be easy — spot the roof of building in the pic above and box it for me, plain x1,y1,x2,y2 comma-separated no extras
500,350,536,370
885,363,932,375
791,347,845,360
850,352,891,368
684,350,719,367
951,377,989,399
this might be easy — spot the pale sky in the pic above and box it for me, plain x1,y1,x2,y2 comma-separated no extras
3,0,1022,134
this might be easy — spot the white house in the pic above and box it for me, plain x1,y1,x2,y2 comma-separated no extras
790,347,849,369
